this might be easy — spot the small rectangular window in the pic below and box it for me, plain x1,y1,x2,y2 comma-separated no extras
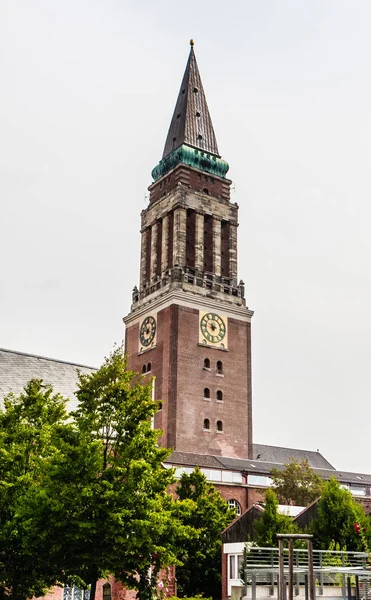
201,468,222,481
350,486,366,496
229,555,236,580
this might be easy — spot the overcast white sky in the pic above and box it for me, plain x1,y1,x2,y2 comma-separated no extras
1,0,371,473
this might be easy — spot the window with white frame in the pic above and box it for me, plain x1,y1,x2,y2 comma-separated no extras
229,554,244,581
247,474,273,487
227,498,242,516
201,468,222,482
221,470,243,484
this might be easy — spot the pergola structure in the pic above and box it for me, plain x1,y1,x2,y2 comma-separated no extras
236,537,370,600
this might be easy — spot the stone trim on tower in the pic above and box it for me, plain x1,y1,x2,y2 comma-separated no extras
150,222,159,282
229,223,238,284
173,207,187,267
161,214,170,274
212,217,222,278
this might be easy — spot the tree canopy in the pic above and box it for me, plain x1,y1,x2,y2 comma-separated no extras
0,348,191,600
311,478,371,552
254,489,297,547
0,379,74,600
271,459,323,506
174,467,236,600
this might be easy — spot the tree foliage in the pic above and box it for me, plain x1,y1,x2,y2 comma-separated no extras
0,348,191,600
0,380,74,600
271,459,323,506
254,489,296,547
311,478,371,552
174,467,236,600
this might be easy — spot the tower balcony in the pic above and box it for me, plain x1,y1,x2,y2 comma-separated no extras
131,267,246,309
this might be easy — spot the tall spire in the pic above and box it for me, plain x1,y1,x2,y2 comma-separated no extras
151,42,229,182
162,41,219,158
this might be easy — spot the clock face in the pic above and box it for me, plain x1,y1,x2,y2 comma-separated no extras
139,316,156,347
200,313,226,344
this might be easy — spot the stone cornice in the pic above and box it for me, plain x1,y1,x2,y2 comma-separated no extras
123,288,254,326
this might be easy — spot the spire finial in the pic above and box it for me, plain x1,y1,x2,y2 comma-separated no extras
190,39,194,47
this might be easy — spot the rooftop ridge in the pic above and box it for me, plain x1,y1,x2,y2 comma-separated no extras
254,442,325,454
0,347,97,371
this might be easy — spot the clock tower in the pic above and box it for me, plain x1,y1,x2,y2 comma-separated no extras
124,42,253,460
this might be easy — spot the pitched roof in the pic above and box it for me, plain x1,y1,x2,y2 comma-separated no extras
253,443,335,470
165,450,371,487
0,348,96,411
162,42,219,159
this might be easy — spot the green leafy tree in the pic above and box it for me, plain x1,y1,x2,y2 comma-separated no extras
0,380,74,600
271,459,323,506
254,489,296,547
0,350,191,600
64,347,187,600
174,467,236,600
311,478,371,551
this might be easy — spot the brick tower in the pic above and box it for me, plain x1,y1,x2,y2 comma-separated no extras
124,42,253,459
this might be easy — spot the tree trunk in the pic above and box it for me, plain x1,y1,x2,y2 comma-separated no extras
89,576,98,600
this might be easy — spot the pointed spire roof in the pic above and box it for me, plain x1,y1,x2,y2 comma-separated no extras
162,41,220,159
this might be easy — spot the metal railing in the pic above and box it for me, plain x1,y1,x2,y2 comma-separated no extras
242,546,368,572
236,546,371,598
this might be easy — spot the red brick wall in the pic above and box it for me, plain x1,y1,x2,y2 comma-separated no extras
37,570,176,600
126,304,252,459
246,487,266,508
175,306,251,458
149,165,231,204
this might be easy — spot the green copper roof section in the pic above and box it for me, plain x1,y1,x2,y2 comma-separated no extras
151,143,229,182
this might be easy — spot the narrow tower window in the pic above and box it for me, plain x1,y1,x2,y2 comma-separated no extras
186,209,196,268
203,358,211,370
203,214,213,272
216,360,223,375
221,220,230,278
142,365,147,374
167,211,174,270
103,584,112,600
216,420,223,432
216,390,223,402
204,388,210,399
147,362,152,372
203,418,210,430
156,219,162,277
